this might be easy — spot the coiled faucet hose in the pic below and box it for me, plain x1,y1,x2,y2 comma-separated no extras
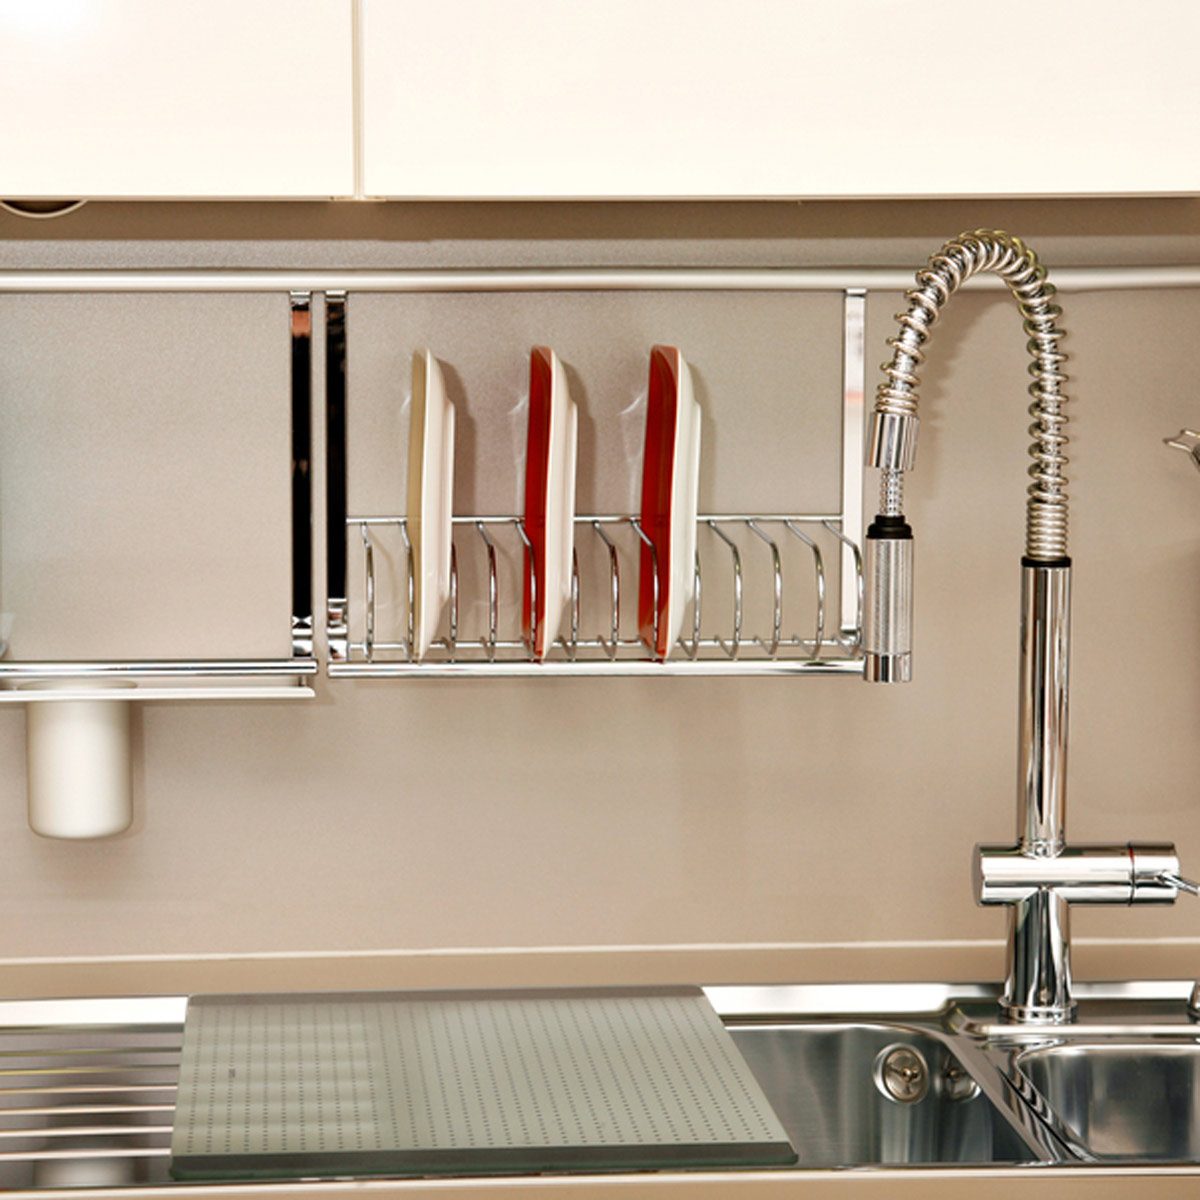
875,230,1069,561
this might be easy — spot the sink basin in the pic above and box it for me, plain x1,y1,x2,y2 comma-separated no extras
728,1023,1038,1166
1015,1041,1200,1162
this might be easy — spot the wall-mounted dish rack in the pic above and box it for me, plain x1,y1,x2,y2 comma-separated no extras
322,280,869,678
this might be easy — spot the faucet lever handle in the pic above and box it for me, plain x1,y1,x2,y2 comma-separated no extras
1157,870,1200,897
1164,430,1200,474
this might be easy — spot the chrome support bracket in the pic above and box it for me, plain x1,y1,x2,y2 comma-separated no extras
289,292,314,658
324,291,349,662
840,289,866,639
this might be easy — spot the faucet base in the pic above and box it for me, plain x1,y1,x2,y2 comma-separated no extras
999,999,1076,1025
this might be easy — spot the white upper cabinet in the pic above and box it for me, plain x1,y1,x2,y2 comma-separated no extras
0,0,353,199
362,0,1200,199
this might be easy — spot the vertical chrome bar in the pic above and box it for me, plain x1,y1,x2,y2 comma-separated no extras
708,521,743,660
475,521,499,661
630,518,660,657
748,521,783,657
446,542,459,659
515,519,538,658
687,548,702,661
840,289,867,639
786,521,826,661
289,292,314,657
1019,562,1071,854
397,519,415,660
592,521,620,660
566,548,580,660
324,291,349,661
360,523,375,661
823,520,863,649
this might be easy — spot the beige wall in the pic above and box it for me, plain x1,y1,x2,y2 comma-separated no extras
2,199,1200,988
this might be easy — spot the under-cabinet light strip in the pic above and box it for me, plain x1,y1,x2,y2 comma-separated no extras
0,266,1195,293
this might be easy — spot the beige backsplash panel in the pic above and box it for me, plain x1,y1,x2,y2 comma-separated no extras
2,200,1200,975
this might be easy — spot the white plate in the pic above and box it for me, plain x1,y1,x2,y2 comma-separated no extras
406,349,455,660
668,352,702,649
523,347,577,659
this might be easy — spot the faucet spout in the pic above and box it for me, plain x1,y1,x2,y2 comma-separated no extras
864,230,1186,1024
863,230,1070,683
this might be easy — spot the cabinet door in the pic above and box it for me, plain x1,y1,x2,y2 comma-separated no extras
0,0,353,199
362,0,1199,199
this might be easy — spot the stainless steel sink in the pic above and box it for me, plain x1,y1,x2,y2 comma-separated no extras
728,1023,1038,1166
1014,1041,1200,1162
10,984,1200,1190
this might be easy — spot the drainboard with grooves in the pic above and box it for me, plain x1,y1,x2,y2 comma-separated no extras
0,1026,181,1190
172,988,796,1179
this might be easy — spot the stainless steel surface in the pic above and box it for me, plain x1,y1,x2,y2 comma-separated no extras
335,514,863,677
0,266,1197,294
15,984,1200,1188
728,1024,1036,1166
1014,1042,1200,1161
863,531,912,683
0,1018,182,1191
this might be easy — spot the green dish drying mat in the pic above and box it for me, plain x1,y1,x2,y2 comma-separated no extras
170,987,796,1179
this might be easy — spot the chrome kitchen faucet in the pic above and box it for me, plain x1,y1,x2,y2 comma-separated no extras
862,230,1195,1024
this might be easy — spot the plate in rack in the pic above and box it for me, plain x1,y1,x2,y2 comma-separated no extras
639,345,701,660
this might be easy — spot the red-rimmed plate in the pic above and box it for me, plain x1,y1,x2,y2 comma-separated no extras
639,345,701,660
522,347,578,659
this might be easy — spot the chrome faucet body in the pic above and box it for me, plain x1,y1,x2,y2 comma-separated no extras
863,230,1187,1024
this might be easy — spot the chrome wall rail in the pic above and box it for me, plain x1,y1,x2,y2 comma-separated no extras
330,514,863,678
0,266,1198,294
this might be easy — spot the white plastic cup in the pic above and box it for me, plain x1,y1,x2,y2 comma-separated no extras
24,685,133,839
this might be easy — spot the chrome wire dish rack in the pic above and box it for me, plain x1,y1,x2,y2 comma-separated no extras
331,513,862,677
323,285,870,678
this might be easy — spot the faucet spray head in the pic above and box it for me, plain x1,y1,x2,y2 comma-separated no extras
864,410,918,683
863,512,913,683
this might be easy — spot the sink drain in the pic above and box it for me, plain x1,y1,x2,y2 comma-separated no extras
873,1043,930,1104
